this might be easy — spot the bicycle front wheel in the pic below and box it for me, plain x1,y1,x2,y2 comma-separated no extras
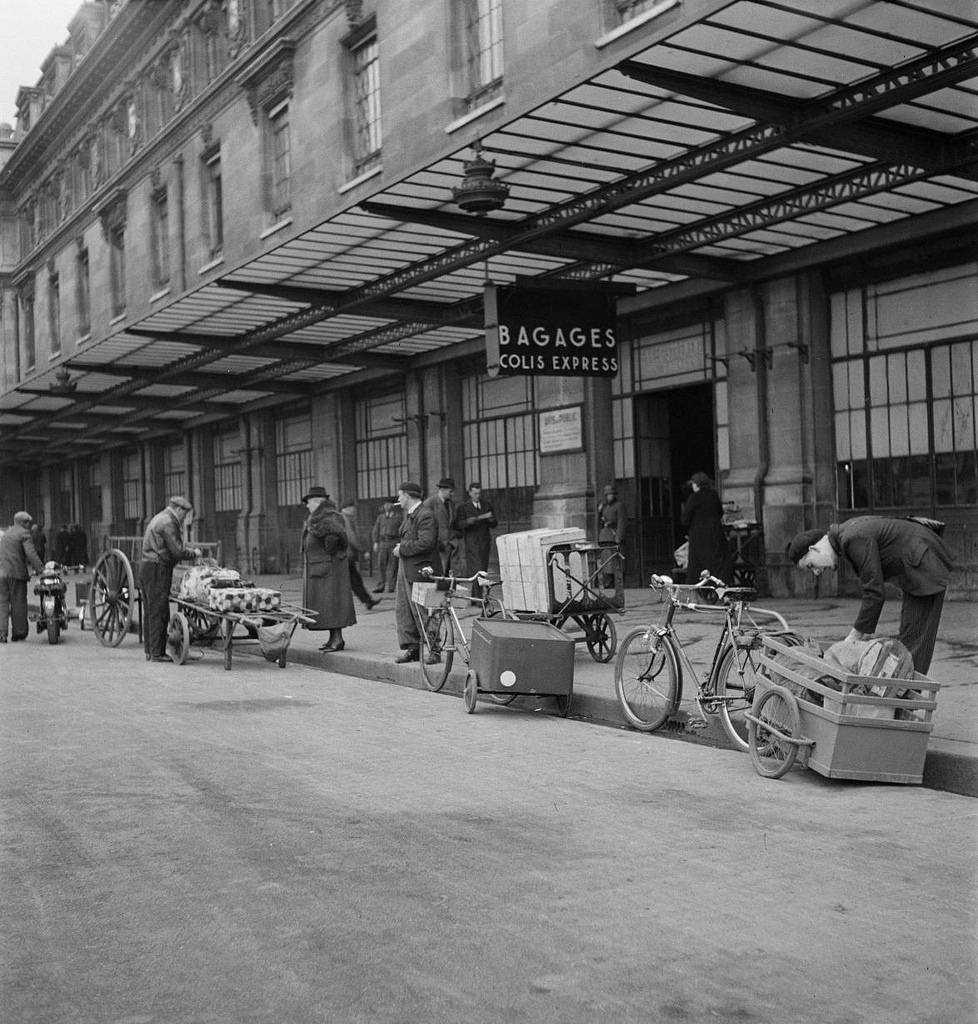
420,608,454,691
710,640,765,751
614,628,681,732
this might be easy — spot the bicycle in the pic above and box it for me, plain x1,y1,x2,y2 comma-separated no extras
613,571,797,750
412,569,517,702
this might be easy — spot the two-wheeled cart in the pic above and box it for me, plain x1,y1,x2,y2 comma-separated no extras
506,541,623,663
746,636,941,782
166,595,316,670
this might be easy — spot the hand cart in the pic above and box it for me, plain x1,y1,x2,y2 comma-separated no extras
166,595,316,670
509,541,624,663
746,636,941,782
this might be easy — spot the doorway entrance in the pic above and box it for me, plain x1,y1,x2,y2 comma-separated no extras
633,382,716,580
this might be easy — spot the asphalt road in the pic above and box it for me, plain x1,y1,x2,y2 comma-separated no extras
1,638,976,1024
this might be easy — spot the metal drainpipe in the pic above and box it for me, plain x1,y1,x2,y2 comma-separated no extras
752,285,770,536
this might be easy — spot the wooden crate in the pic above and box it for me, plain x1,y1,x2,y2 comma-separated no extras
758,637,941,784
547,542,624,614
496,528,586,613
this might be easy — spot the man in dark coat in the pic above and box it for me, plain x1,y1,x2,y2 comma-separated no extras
140,496,201,661
787,516,954,673
392,481,438,663
454,482,497,575
423,477,458,575
371,501,401,593
0,511,46,642
596,484,626,587
301,487,356,653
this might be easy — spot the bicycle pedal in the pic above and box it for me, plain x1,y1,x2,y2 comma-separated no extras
686,717,709,732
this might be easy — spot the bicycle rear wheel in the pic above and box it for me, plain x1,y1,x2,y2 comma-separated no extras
748,685,801,779
710,640,765,751
420,608,454,691
614,628,681,732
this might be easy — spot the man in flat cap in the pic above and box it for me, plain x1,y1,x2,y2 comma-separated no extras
140,496,202,662
0,511,45,642
787,515,954,673
423,477,459,576
392,481,438,663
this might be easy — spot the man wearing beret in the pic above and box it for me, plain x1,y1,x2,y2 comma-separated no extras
392,481,438,663
423,477,460,576
786,516,954,673
0,511,45,642
140,496,202,662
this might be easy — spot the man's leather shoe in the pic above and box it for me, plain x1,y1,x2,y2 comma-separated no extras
150,655,171,663
424,651,441,665
366,598,381,610
394,649,419,663
371,585,385,593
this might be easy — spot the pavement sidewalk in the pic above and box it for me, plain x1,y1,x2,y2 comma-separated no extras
251,573,978,797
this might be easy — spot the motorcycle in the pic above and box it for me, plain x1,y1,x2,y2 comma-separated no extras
33,561,69,645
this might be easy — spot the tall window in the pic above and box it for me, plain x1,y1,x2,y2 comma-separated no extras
268,101,291,220
463,0,503,108
122,451,142,521
76,245,91,338
832,265,978,511
163,441,186,496
461,372,538,528
109,225,126,317
214,427,242,512
355,393,407,500
151,187,170,290
275,412,313,506
48,267,61,355
203,147,223,258
350,29,381,172
20,288,36,373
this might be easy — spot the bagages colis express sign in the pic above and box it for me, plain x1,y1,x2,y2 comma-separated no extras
485,285,619,377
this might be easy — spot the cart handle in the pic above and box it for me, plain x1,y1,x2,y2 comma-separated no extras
744,711,815,748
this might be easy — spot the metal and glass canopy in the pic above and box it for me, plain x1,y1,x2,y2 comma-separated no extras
3,0,976,466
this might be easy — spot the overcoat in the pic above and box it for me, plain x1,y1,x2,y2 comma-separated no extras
454,497,497,573
829,516,954,635
302,500,356,631
397,503,438,583
681,487,733,585
0,523,44,580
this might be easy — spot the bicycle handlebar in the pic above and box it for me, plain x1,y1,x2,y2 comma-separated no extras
419,567,499,589
649,570,726,590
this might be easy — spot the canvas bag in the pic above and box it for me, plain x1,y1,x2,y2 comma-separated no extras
823,637,916,719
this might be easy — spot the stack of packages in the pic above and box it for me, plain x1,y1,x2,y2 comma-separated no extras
177,562,281,613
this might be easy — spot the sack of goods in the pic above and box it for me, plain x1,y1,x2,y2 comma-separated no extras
821,637,918,719
178,563,241,603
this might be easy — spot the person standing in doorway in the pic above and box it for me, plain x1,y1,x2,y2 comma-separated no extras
596,484,626,588
339,498,380,611
681,471,733,586
301,486,356,653
140,496,201,662
423,477,458,576
0,511,45,643
392,481,438,664
371,500,401,594
454,482,497,575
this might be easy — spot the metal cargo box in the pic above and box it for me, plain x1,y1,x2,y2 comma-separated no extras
469,618,574,697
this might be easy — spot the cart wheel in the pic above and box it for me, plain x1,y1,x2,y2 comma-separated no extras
166,611,191,666
463,670,479,714
220,617,233,671
485,691,518,706
184,605,220,644
90,549,135,647
583,612,617,663
555,691,573,718
749,685,801,779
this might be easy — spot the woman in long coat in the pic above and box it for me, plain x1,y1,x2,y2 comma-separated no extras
681,472,733,586
301,486,356,652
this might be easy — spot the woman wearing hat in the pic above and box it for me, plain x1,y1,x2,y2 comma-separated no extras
301,487,356,652
681,472,733,586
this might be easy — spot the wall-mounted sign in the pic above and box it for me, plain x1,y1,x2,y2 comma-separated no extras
539,405,583,454
485,285,619,378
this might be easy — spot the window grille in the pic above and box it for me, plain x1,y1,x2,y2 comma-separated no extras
275,412,313,506
122,452,141,519
163,442,186,498
214,428,242,512
355,394,407,500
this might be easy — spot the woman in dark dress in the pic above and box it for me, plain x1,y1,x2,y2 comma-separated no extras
681,471,733,586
